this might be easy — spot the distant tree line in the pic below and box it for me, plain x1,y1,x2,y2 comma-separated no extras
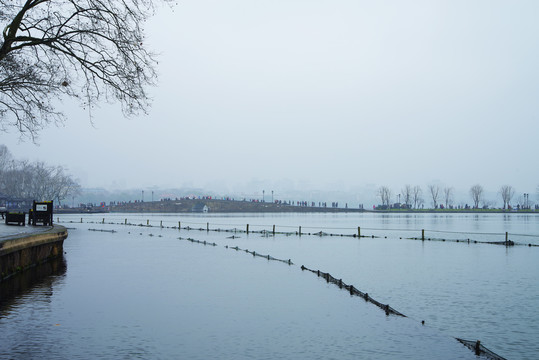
0,144,80,205
376,183,533,210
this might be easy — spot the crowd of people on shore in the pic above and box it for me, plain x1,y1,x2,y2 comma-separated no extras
76,196,364,210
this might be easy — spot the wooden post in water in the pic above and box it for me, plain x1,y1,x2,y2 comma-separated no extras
246,224,249,234
505,232,508,243
102,218,105,224
178,221,181,230
207,222,209,232
81,217,82,223
160,220,163,228
475,340,481,356
299,226,302,236
273,225,275,235
147,219,149,226
421,229,425,241
125,219,127,225
358,226,361,238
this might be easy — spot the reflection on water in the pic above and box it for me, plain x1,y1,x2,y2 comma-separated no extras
0,256,67,315
2,212,538,359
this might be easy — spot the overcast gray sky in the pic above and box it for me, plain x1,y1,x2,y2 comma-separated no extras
3,0,539,200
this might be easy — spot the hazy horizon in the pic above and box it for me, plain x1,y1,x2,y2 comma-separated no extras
3,1,539,204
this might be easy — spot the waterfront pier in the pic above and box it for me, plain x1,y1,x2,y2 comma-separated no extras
0,222,67,281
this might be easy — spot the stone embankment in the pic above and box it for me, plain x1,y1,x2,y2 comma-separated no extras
0,225,68,281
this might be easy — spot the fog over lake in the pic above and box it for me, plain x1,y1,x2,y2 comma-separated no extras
3,0,539,204
3,2,539,360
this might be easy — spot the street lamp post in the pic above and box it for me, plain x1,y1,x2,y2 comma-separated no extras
142,190,144,202
272,190,274,203
262,190,265,202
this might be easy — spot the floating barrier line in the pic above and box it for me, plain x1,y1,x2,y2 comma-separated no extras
176,233,403,318
359,227,421,232
456,338,507,360
300,265,405,317
63,218,539,236
177,236,293,264
88,228,116,233
60,218,539,246
425,229,513,236
224,245,293,265
506,232,539,238
179,237,217,246
299,264,508,359
407,236,539,247
81,225,509,359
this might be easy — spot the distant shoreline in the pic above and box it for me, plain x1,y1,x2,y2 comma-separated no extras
55,198,537,214
363,209,538,214
57,198,364,214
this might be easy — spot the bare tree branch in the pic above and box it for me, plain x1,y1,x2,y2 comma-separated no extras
499,185,514,209
428,184,440,209
401,184,412,209
412,185,423,209
377,186,392,208
470,184,484,209
0,0,172,139
443,186,453,208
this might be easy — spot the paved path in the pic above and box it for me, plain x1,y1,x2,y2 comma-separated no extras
0,221,49,239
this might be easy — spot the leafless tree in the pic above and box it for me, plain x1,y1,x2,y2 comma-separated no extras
412,185,423,209
0,0,172,139
401,184,412,208
428,184,440,209
470,184,484,209
0,145,80,203
0,143,13,171
377,186,392,208
499,185,515,209
443,186,453,208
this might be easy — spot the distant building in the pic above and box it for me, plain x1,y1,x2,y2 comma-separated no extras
191,203,209,213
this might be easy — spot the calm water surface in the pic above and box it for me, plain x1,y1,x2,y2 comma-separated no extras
1,212,538,359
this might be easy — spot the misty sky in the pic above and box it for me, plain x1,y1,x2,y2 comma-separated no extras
3,0,539,200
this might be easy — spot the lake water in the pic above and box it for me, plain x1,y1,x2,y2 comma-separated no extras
1,212,538,359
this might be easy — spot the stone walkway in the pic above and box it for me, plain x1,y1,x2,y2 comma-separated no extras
0,220,49,239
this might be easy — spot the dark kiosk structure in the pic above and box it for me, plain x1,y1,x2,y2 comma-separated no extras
5,211,26,226
30,200,54,226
